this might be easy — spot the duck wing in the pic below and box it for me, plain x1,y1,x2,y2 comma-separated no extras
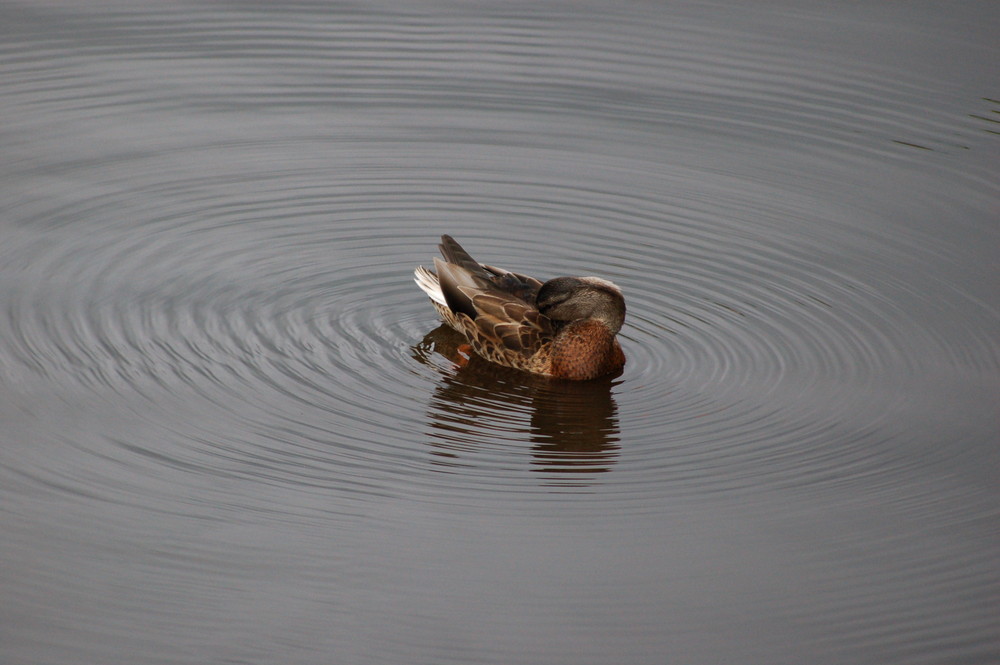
438,235,492,279
434,257,553,359
465,292,551,357
440,233,544,298
481,264,544,303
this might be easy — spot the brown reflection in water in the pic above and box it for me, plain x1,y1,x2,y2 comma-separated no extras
413,326,621,483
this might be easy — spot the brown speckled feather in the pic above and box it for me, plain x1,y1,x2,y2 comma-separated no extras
414,235,626,380
452,289,552,369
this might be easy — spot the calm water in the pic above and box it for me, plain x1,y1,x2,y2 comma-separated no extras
2,1,998,664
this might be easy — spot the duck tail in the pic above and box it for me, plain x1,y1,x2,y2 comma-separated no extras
413,265,446,306
438,235,490,278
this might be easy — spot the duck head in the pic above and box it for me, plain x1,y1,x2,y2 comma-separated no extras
536,276,626,334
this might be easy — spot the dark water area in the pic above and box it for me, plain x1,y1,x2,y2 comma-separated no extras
1,1,998,664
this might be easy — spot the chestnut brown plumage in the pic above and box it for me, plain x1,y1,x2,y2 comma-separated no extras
414,235,626,380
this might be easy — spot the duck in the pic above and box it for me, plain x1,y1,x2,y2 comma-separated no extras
413,235,626,380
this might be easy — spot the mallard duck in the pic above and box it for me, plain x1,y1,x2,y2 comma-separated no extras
414,235,626,380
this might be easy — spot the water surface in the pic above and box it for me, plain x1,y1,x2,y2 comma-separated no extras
1,1,998,664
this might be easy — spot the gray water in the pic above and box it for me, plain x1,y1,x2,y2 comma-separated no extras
1,1,998,664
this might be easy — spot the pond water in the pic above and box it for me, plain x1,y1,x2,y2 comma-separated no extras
1,1,997,664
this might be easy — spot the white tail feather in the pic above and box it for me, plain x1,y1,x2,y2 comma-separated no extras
413,266,446,306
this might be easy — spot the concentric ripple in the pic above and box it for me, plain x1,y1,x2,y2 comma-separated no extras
3,163,996,506
1,2,997,663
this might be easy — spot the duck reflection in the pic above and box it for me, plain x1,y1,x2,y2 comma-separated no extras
413,325,622,482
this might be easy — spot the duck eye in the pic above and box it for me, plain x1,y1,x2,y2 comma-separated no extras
538,291,567,308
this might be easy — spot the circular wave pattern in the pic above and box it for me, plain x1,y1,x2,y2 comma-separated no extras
3,168,996,508
1,1,996,515
2,5,997,665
